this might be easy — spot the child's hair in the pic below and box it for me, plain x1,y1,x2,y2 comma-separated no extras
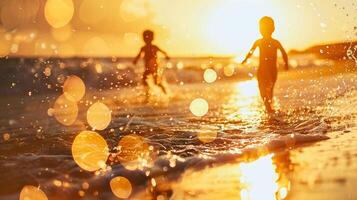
259,16,275,37
143,30,154,43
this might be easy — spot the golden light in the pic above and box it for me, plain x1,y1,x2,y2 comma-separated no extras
110,176,132,199
94,63,103,74
223,64,235,77
44,67,51,77
0,40,10,57
168,152,290,199
82,37,109,56
63,75,86,102
79,0,107,25
71,131,109,172
1,0,40,30
53,94,78,126
34,38,55,56
204,1,278,55
120,0,148,22
226,80,261,121
47,108,55,116
20,185,48,200
189,98,209,117
203,68,217,83
123,32,140,46
117,134,152,170
235,80,260,104
197,131,217,144
239,154,279,200
57,43,76,57
87,102,112,130
44,0,74,28
279,187,288,199
51,24,72,42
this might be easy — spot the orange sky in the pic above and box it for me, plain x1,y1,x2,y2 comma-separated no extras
0,0,356,57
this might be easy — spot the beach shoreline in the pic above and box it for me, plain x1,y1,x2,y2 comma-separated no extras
0,67,356,200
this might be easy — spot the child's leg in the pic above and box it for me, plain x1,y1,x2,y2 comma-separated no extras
259,85,273,113
258,78,273,113
267,73,277,110
142,72,150,97
153,72,167,94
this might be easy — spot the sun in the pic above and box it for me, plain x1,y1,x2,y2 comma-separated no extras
204,0,278,57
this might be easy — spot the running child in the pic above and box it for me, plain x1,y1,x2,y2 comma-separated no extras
242,16,289,113
133,30,170,96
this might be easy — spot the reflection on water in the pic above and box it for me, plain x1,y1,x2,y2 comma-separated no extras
240,154,288,200
3,72,351,199
167,154,289,200
226,80,263,124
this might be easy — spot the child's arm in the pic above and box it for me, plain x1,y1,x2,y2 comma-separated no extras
133,48,143,65
157,47,170,60
277,41,289,70
242,41,258,64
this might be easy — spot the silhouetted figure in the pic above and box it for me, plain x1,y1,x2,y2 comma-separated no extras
133,30,170,97
242,16,289,113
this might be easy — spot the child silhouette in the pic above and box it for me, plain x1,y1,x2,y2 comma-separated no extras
133,30,170,97
242,16,288,113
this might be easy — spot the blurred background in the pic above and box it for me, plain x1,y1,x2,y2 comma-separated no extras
0,0,356,95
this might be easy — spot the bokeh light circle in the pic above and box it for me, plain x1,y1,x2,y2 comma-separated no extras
20,185,48,200
44,0,74,28
53,94,78,126
63,75,86,102
203,69,217,83
224,65,235,77
117,134,152,170
72,131,109,171
87,102,112,130
189,98,209,117
110,176,132,199
197,131,217,143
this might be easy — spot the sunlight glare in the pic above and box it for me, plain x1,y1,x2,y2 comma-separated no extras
226,80,261,121
239,154,279,200
205,0,279,56
235,80,259,99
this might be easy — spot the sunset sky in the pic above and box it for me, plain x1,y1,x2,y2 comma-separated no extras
0,0,356,57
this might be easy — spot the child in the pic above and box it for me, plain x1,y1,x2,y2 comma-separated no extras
242,16,289,113
133,30,170,96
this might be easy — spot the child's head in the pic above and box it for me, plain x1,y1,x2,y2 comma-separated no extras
143,30,154,44
259,16,275,38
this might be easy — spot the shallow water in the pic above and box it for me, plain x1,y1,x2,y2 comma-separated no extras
0,72,356,199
